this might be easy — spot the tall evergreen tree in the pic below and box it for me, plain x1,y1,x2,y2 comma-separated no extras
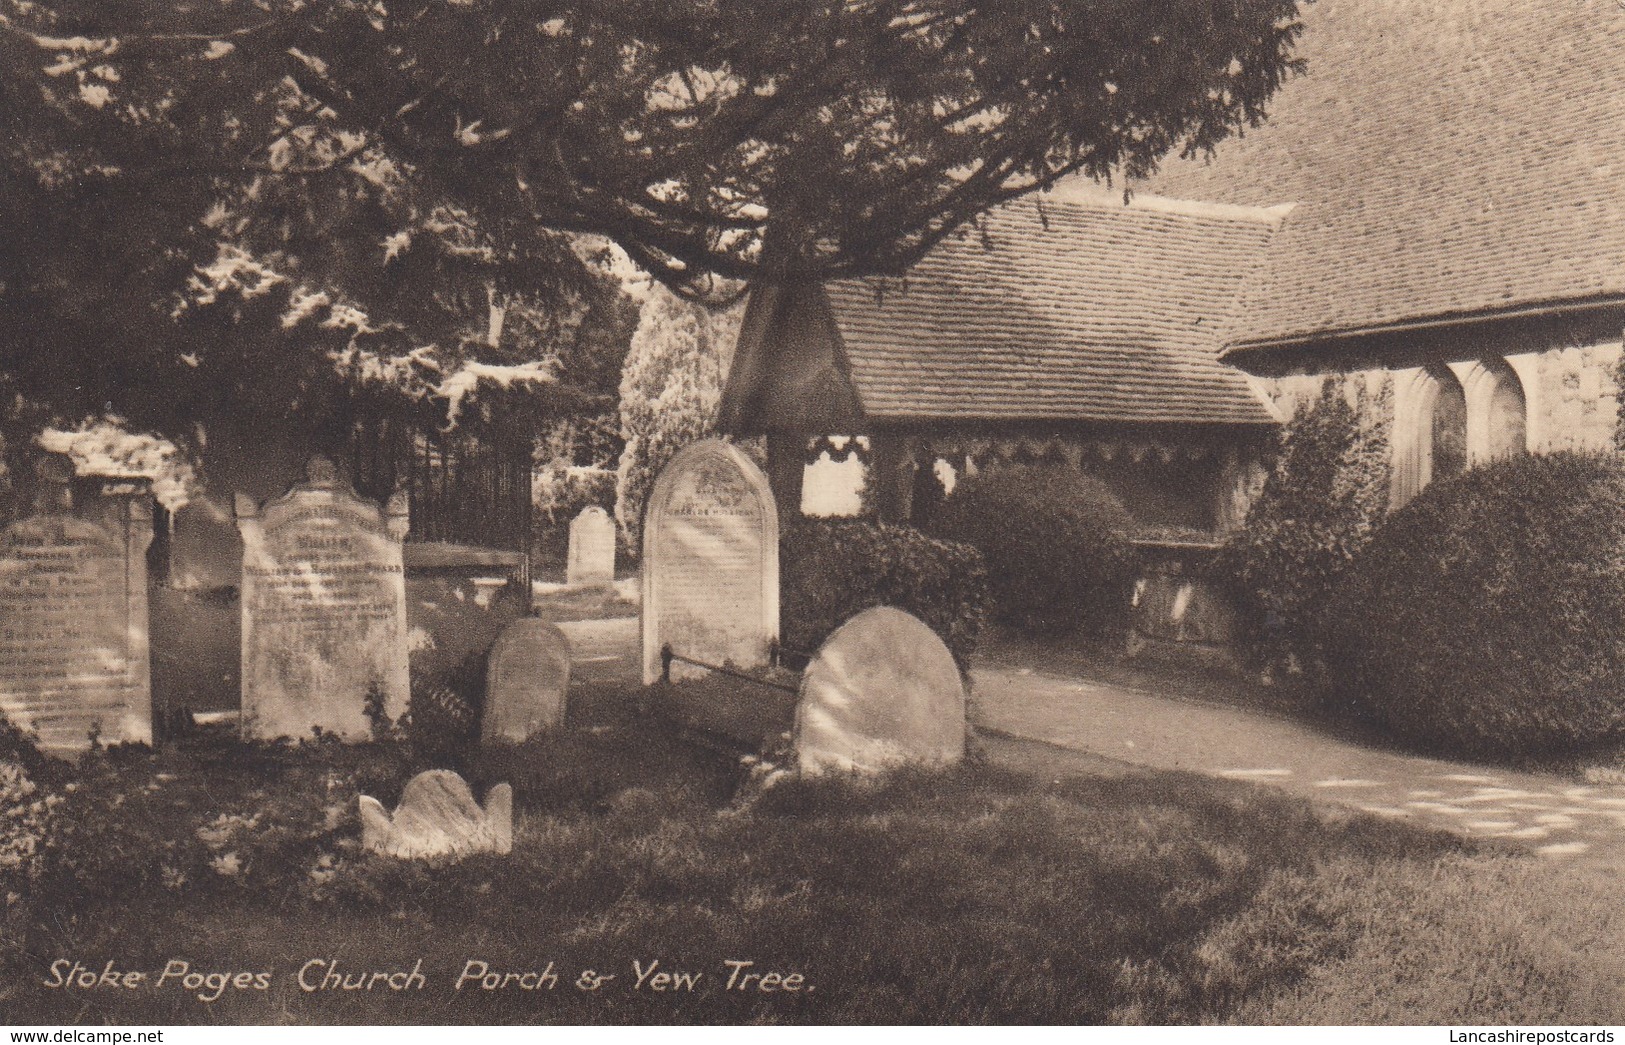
0,0,1306,457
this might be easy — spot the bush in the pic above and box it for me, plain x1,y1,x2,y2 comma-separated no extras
1213,378,1391,678
405,649,488,770
0,761,56,892
780,518,988,671
930,464,1135,636
0,712,55,783
1326,451,1625,758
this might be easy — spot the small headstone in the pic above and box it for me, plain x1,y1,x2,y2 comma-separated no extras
236,456,410,741
0,456,153,753
482,618,571,744
358,769,513,860
641,440,779,684
794,606,966,776
566,507,617,588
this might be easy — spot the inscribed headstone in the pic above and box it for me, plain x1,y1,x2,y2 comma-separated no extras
359,769,513,860
641,440,778,684
794,606,965,776
236,456,409,741
482,618,571,744
566,506,617,588
0,459,153,752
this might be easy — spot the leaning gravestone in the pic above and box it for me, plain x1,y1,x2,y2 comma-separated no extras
482,618,571,744
0,456,153,753
641,440,778,684
236,456,410,741
566,506,617,588
359,769,513,860
794,606,966,776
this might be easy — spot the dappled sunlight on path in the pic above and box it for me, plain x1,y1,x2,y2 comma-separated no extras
971,663,1625,865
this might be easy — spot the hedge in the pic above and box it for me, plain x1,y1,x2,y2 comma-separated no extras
780,518,988,672
930,464,1136,636
1326,450,1625,758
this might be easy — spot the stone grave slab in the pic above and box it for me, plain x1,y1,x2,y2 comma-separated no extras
641,439,778,684
794,606,966,776
236,457,409,741
482,618,571,744
566,506,617,588
0,458,153,753
359,769,513,860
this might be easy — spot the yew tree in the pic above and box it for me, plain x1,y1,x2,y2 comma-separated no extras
0,0,1306,465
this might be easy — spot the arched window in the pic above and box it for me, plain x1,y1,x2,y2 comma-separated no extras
1430,367,1468,481
1480,359,1528,461
1393,365,1470,507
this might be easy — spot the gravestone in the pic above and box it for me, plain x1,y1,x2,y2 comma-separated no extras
0,456,153,753
236,456,410,741
359,769,513,860
641,440,778,684
1125,546,1241,671
794,606,966,776
566,506,617,588
482,618,571,744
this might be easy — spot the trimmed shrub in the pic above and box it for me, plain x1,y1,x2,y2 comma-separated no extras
930,464,1135,636
1213,378,1391,678
780,518,988,672
1326,450,1625,758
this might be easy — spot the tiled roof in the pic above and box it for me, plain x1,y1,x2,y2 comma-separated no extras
1143,0,1625,353
821,186,1282,426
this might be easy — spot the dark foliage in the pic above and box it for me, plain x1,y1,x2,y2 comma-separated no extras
1,0,1307,291
0,0,1305,459
780,517,988,671
1326,451,1625,758
14,734,416,912
0,711,56,783
1,707,1473,1026
931,464,1135,636
1213,378,1390,679
405,650,488,771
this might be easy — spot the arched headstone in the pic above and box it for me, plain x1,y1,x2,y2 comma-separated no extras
641,440,778,684
566,506,617,588
236,456,410,740
0,457,153,752
482,618,571,743
794,606,966,775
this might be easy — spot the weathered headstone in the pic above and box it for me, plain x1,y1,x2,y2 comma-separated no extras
236,456,410,741
794,606,966,776
566,506,617,588
482,618,571,744
1125,549,1241,671
641,440,778,684
359,769,513,860
0,457,153,753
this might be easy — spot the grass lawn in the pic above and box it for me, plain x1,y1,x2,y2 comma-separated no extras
5,693,1625,1026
